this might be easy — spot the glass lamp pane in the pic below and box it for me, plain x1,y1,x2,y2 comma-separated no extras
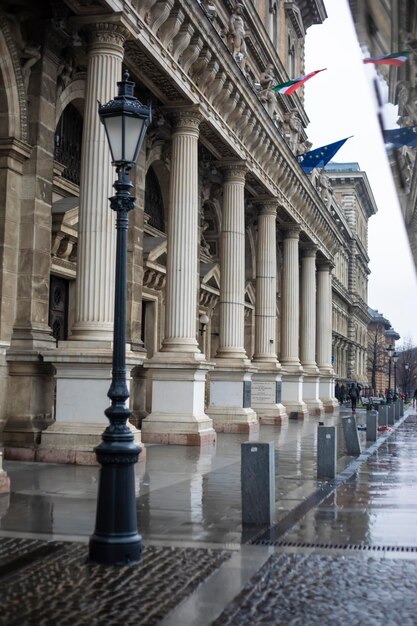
103,115,123,163
124,116,145,163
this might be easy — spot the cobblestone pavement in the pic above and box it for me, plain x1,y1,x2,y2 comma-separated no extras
0,538,231,626
213,551,417,626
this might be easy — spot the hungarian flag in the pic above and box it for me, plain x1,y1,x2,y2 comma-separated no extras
273,69,326,95
363,51,409,66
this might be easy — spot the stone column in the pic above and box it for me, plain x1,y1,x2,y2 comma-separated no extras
40,22,143,463
300,245,323,416
280,225,307,418
142,109,216,446
161,110,201,355
251,198,286,423
4,51,57,456
317,259,338,412
0,139,31,438
207,162,258,434
71,22,127,341
216,164,248,361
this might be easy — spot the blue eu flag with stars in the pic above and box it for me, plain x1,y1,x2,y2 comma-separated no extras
297,137,351,173
383,127,417,148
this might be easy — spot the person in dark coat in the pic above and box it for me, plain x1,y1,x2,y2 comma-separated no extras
349,384,359,415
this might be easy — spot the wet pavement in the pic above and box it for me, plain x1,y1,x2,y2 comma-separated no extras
1,407,417,625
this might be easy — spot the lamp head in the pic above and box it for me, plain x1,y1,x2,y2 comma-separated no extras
99,70,151,168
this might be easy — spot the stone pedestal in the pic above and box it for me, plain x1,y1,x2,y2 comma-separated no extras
251,370,286,423
303,373,324,417
39,342,144,464
208,363,258,434
281,371,308,419
141,354,216,445
3,353,54,459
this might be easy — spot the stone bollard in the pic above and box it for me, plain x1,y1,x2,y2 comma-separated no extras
366,409,378,442
241,441,275,525
395,400,400,420
342,415,361,456
388,403,395,425
378,405,388,427
317,425,337,479
399,399,404,417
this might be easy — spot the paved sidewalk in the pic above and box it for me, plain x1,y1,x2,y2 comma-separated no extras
0,405,415,625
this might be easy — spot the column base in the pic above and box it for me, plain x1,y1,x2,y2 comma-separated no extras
209,407,259,434
319,371,338,413
2,350,55,455
303,374,324,417
281,371,308,419
207,363,259,433
37,421,144,465
251,368,287,424
37,343,145,464
141,359,216,447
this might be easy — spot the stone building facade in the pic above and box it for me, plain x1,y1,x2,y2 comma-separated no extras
367,308,400,395
348,0,417,272
0,0,375,463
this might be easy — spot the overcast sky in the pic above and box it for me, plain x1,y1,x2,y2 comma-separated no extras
304,0,417,346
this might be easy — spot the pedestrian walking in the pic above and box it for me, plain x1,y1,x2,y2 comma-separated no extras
349,384,358,415
413,388,417,410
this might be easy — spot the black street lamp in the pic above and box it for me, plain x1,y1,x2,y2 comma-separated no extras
386,344,394,404
89,70,151,566
393,352,399,400
405,363,410,400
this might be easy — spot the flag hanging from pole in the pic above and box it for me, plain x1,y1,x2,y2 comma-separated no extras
363,51,409,66
296,137,352,173
273,69,326,95
383,127,417,147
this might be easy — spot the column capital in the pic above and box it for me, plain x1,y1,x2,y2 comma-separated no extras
280,223,301,240
87,22,129,51
217,159,247,183
164,106,202,133
317,258,335,271
300,244,318,258
253,196,279,216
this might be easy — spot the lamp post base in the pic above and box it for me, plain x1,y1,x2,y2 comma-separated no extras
89,533,142,566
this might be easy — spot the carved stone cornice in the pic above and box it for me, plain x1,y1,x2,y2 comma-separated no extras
0,138,32,173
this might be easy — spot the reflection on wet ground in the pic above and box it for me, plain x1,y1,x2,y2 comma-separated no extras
0,409,415,549
0,409,353,543
281,414,417,548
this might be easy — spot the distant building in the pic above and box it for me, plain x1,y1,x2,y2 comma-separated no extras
367,308,400,394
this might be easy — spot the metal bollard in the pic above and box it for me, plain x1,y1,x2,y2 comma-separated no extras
367,409,378,442
378,404,388,427
241,441,275,525
317,425,337,479
388,403,395,425
342,415,361,456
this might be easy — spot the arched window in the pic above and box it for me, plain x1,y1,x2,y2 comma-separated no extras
54,103,83,185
